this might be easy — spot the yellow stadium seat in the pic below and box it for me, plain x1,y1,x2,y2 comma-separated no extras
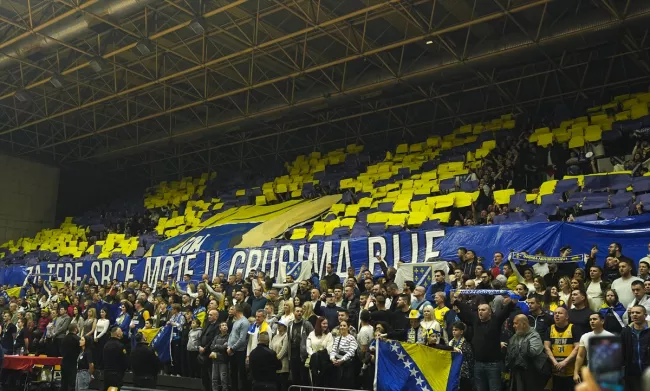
290,228,307,240
568,136,585,149
433,194,454,209
340,218,356,229
309,222,326,239
409,143,423,153
631,103,649,120
459,124,472,134
584,125,602,142
526,193,538,203
537,133,553,147
407,212,427,227
358,198,372,208
430,211,451,223
344,205,361,217
387,214,407,227
538,180,557,196
453,192,473,208
367,212,390,223
255,196,266,205
615,111,630,121
555,131,571,143
622,98,638,110
236,189,246,196
535,127,550,134
570,127,584,137
330,204,346,215
393,199,410,213
528,133,539,143
482,140,496,150
325,220,340,235
396,144,408,154
276,184,288,193
493,189,515,205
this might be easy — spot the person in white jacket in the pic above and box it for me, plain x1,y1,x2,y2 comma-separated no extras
306,317,333,386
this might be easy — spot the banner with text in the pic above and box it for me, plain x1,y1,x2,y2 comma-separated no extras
3,214,650,287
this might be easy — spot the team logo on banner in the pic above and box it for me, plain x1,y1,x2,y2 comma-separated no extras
413,266,433,289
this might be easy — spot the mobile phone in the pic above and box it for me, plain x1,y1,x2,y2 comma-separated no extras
588,335,623,391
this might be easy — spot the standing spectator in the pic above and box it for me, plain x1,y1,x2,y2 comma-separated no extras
526,295,554,335
60,324,80,391
187,318,202,378
448,321,474,391
454,294,515,391
585,266,609,312
287,306,314,386
433,292,457,343
322,264,340,291
624,280,650,323
131,332,160,388
506,315,549,391
568,289,594,336
270,320,289,391
621,305,650,391
612,260,643,308
608,243,635,273
602,256,621,283
314,293,342,330
327,320,358,387
544,307,581,391
503,264,519,291
573,312,613,383
341,286,360,326
490,253,505,278
227,304,250,391
600,289,626,334
249,332,280,391
0,311,16,354
199,310,219,391
53,306,71,357
306,317,333,386
638,261,650,281
209,321,230,391
167,303,184,376
250,286,267,314
94,307,110,369
103,326,128,391
426,270,452,304
76,336,94,391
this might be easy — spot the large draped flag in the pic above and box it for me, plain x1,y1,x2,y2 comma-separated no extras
375,339,462,391
139,324,173,363
394,260,448,290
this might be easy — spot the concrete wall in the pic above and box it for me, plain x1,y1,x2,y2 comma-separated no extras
0,154,59,245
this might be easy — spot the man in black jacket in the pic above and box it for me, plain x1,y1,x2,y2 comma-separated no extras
455,295,515,391
322,263,340,291
103,326,128,391
199,310,219,391
131,332,160,388
60,324,80,391
249,332,280,391
621,305,650,391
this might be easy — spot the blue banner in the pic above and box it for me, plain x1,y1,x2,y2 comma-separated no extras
150,223,259,256
3,215,650,287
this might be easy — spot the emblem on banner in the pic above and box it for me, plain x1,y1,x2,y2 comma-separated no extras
413,266,433,289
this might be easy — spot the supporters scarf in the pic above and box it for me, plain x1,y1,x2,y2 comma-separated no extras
508,252,586,264
451,289,511,296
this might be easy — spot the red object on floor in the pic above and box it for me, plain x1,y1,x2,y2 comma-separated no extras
2,355,62,371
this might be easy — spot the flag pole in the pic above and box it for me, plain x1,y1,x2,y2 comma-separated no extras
373,337,379,391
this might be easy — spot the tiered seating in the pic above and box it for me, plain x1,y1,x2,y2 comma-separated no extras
4,89,650,259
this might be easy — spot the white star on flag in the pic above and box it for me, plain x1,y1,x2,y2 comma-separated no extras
403,360,413,368
390,343,399,352
409,368,418,377
396,352,406,361
416,377,425,387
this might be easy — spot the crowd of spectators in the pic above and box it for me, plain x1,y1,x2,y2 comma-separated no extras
0,240,649,391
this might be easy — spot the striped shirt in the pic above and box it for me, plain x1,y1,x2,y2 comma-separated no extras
329,334,358,362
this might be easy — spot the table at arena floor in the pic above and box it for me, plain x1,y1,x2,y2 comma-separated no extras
2,355,62,371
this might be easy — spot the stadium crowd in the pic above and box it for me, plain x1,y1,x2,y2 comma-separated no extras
0,241,648,391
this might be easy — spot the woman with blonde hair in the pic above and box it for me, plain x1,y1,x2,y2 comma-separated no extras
302,302,317,327
558,276,572,305
420,305,443,342
280,300,294,324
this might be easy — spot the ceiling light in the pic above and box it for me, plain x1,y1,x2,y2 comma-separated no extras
135,39,153,56
15,89,31,103
189,18,205,35
50,74,64,88
89,57,107,73
426,40,433,45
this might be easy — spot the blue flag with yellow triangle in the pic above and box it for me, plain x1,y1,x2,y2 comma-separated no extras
375,339,462,391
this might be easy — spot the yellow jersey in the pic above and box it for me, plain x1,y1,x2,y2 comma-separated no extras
548,324,576,377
